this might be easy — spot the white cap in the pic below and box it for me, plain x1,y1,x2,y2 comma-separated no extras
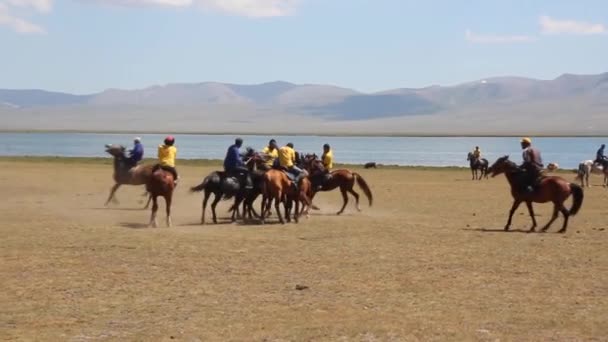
134,137,141,142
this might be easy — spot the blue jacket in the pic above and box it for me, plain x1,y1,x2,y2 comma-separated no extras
129,142,144,163
223,144,244,170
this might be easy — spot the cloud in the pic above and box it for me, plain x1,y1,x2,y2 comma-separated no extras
6,0,52,13
0,1,48,34
540,15,607,35
89,0,299,17
465,29,536,44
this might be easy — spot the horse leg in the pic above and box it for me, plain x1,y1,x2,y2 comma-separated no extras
144,193,152,209
231,196,244,223
148,196,158,228
201,190,211,224
471,168,475,180
525,201,537,232
294,198,300,223
541,204,560,233
211,193,222,224
275,194,285,224
557,205,570,234
337,189,349,215
284,198,292,223
165,194,172,228
504,200,522,231
105,183,121,206
347,188,361,211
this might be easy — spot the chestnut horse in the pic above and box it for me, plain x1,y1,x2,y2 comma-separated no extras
104,144,153,207
303,155,373,215
260,169,312,224
146,167,175,228
488,156,584,233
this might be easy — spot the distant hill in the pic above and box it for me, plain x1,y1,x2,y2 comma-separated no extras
1,73,608,135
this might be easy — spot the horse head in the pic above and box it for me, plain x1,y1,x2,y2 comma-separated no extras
488,155,516,177
105,144,127,159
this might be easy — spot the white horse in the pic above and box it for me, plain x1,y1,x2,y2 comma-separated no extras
576,160,607,188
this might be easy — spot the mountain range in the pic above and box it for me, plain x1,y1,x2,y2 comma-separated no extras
1,72,608,135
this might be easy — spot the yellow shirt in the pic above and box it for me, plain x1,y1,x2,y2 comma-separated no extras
322,150,333,170
473,149,481,158
278,146,295,168
262,146,279,166
158,145,177,167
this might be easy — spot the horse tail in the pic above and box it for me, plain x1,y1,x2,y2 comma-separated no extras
569,183,584,216
353,172,373,206
190,176,210,193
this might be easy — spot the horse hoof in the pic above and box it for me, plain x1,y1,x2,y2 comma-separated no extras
504,226,510,231
558,229,566,234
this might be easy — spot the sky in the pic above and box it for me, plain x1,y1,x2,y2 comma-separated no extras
1,0,607,94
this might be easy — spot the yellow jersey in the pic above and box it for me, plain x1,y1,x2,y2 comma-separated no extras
158,145,177,167
322,150,333,170
473,149,481,158
262,146,279,167
278,146,295,168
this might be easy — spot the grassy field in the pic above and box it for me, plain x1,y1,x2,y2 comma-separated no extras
1,159,607,341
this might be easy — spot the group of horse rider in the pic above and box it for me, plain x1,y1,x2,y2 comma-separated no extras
123,135,335,190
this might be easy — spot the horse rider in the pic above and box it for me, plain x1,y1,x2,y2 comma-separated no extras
223,138,253,189
472,146,481,160
126,137,144,169
154,136,178,185
261,139,279,171
595,144,607,164
314,143,334,190
278,142,306,189
520,137,544,193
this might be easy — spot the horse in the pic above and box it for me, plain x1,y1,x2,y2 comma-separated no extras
466,152,489,180
364,162,377,169
577,159,608,188
488,156,584,233
259,169,312,224
146,167,175,228
302,155,373,215
104,144,153,207
189,148,269,224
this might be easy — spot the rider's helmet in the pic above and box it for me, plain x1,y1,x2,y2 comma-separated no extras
520,137,532,145
164,135,175,146
134,137,141,143
287,142,294,148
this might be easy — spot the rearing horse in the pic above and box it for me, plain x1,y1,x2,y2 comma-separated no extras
488,156,583,233
302,155,372,215
104,144,153,207
467,152,488,180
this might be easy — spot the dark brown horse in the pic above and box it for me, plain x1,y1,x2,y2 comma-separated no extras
104,144,153,207
303,155,373,215
467,152,488,180
190,148,269,224
488,156,584,233
146,167,175,228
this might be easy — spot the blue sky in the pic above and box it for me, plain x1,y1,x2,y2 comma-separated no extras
1,0,607,93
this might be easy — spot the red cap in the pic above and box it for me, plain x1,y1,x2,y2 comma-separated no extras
165,135,174,142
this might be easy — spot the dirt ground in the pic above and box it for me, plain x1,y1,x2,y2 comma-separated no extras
1,160,607,341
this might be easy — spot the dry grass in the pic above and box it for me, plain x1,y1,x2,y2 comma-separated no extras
1,160,607,341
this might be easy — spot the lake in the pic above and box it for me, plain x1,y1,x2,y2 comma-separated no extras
0,132,605,169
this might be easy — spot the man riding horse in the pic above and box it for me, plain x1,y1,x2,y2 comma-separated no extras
278,142,306,190
261,139,279,171
125,137,144,169
223,138,253,190
520,137,544,193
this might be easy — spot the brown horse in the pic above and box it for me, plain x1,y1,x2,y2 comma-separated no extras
488,156,584,233
303,155,373,215
146,167,175,228
260,169,311,224
104,144,153,207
